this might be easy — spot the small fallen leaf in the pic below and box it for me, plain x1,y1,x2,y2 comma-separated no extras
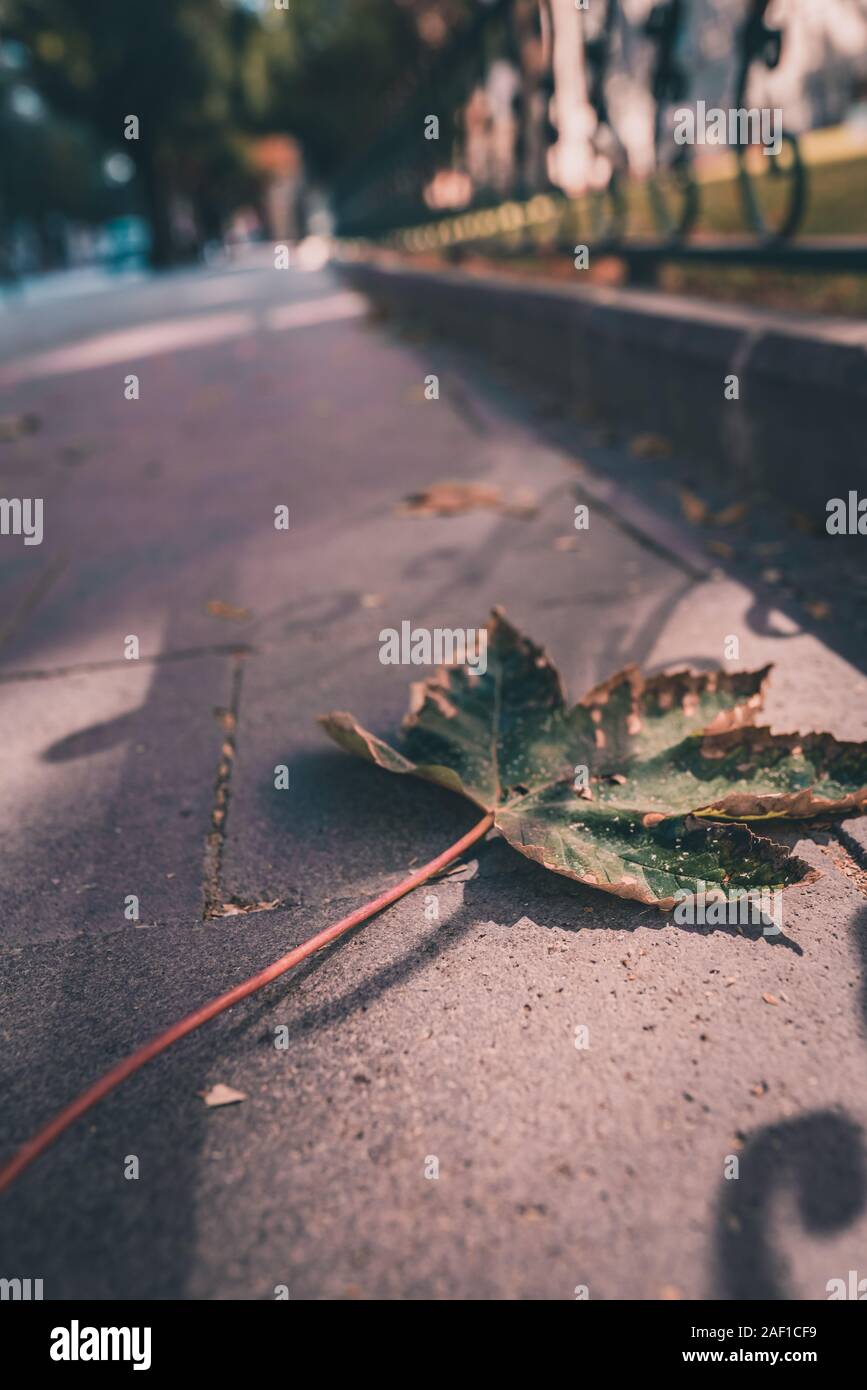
199,1083,246,1107
396,481,536,518
629,432,671,460
678,488,709,526
207,600,252,622
517,1203,546,1222
804,600,831,621
713,501,749,527
761,992,779,1006
0,412,40,442
211,899,280,917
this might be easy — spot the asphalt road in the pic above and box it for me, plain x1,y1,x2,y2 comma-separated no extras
1,254,866,1299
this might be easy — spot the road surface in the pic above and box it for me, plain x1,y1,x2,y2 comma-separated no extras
1,254,866,1299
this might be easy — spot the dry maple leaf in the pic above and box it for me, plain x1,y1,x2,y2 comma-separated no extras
321,610,867,909
397,481,536,518
629,432,671,460
206,599,252,622
0,411,40,442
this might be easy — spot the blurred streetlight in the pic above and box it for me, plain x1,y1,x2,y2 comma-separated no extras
103,152,136,185
8,84,43,120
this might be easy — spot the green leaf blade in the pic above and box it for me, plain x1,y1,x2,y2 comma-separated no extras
495,786,815,907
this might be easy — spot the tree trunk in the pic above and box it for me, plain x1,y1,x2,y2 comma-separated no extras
137,143,174,269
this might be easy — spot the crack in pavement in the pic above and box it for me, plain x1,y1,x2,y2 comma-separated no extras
0,555,68,653
202,655,246,921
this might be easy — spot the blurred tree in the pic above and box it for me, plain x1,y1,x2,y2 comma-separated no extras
2,0,267,264
262,0,477,184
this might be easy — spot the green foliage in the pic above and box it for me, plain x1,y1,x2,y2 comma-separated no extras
3,0,271,260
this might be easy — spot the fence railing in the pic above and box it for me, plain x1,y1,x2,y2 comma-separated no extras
332,0,867,276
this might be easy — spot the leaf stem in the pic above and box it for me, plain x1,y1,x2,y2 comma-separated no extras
0,810,495,1194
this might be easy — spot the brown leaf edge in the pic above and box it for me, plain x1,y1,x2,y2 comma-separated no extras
579,660,772,736
688,727,867,821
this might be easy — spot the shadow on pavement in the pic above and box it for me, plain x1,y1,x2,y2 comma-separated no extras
714,1109,867,1300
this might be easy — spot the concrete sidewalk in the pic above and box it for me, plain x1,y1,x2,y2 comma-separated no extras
1,261,866,1299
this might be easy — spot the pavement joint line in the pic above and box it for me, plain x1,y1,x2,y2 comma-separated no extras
0,554,68,652
0,641,255,684
441,372,491,436
202,655,245,921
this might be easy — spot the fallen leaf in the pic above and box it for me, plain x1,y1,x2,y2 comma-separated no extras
0,412,40,442
804,600,831,621
629,433,671,460
207,600,252,622
318,610,866,908
211,899,280,917
199,1083,246,1107
678,488,709,525
517,1203,546,1221
396,481,536,518
761,992,779,1006
713,501,749,527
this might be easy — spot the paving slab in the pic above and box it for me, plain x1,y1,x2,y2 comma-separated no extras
0,657,232,944
1,841,866,1300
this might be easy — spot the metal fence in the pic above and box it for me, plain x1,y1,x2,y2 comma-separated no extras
332,0,867,277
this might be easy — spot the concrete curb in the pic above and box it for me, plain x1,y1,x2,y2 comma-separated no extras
339,258,867,516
